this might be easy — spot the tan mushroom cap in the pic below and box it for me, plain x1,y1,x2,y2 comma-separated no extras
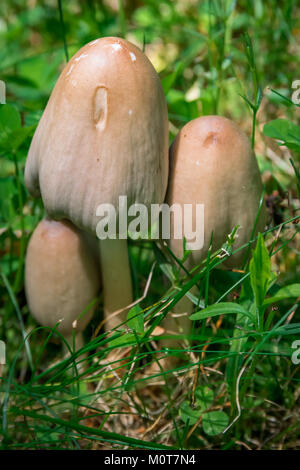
167,115,266,268
25,37,169,234
25,218,100,336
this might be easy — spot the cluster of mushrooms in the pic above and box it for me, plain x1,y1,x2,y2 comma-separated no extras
24,37,266,357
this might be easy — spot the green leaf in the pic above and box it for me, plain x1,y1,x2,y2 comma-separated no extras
239,93,255,111
249,233,271,308
271,323,300,336
159,261,176,283
263,284,300,307
127,305,144,334
190,302,252,321
0,125,35,153
184,290,204,309
290,158,300,196
0,104,21,135
269,88,300,108
202,411,229,436
0,176,18,224
263,118,300,151
161,61,185,95
195,386,214,411
179,402,201,425
200,87,216,115
108,332,138,348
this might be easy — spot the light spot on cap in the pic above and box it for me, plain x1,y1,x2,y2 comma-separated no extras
66,64,74,76
128,109,133,116
130,52,136,62
111,43,122,52
89,39,99,46
196,160,200,166
75,53,89,62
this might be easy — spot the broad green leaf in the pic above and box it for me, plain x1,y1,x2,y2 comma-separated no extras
195,386,214,411
127,305,144,334
179,402,201,425
202,411,229,436
249,233,271,308
0,104,21,135
0,125,35,153
190,302,252,321
0,253,19,276
263,284,300,307
263,118,300,151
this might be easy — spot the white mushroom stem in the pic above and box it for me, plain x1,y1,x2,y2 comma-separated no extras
99,238,133,330
162,293,194,346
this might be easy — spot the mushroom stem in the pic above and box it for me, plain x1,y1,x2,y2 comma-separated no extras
159,282,197,370
99,238,133,330
163,296,193,343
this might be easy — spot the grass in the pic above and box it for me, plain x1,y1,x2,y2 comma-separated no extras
0,0,300,450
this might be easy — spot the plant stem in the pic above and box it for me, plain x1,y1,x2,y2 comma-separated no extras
98,238,133,330
57,0,69,62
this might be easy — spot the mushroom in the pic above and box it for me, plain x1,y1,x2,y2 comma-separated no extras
25,218,100,349
163,115,266,357
25,37,169,329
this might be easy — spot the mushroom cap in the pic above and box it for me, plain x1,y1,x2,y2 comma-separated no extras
25,218,100,336
25,37,169,234
167,115,266,268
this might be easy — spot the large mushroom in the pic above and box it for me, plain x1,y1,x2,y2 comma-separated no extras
25,37,169,330
25,218,100,349
163,115,266,357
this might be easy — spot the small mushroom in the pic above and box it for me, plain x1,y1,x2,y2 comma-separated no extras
25,37,169,329
163,116,266,356
25,218,100,348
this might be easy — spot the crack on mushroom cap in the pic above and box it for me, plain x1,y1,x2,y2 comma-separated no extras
93,86,108,131
203,132,218,147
